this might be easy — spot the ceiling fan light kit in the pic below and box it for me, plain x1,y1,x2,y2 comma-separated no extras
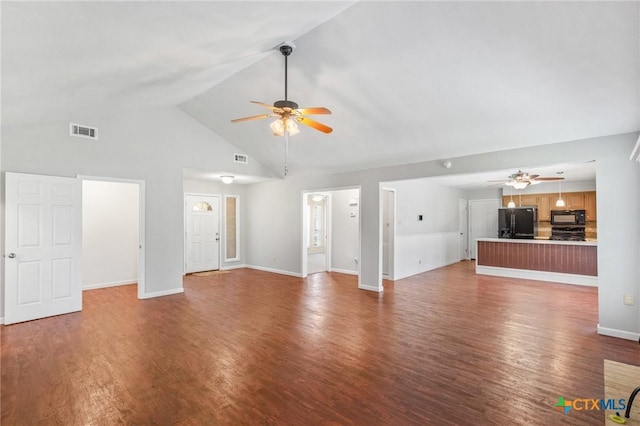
231,43,332,136
231,42,333,176
490,170,564,190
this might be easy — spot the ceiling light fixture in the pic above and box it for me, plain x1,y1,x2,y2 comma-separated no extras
221,175,234,184
506,180,530,190
270,117,300,136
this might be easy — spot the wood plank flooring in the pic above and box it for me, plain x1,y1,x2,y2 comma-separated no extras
2,261,640,425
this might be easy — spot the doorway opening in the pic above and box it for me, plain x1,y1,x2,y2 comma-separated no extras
81,176,146,299
381,188,395,280
301,188,361,278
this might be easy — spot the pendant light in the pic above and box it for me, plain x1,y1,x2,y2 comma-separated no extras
555,181,566,207
507,187,516,208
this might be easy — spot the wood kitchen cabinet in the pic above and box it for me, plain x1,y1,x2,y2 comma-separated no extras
565,193,585,210
518,194,537,207
499,191,596,223
536,195,551,221
585,191,597,220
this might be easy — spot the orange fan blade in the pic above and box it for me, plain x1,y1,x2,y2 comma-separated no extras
528,174,540,180
532,177,564,181
296,107,331,115
231,114,272,123
250,101,277,111
297,117,333,134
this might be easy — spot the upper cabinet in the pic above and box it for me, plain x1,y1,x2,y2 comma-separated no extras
565,193,585,210
537,195,551,221
500,191,596,222
585,191,597,221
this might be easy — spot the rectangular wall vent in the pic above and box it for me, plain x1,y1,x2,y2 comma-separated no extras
234,153,248,164
69,123,98,140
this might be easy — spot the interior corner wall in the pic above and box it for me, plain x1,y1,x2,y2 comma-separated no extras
82,180,139,289
329,188,360,274
1,107,276,303
386,178,465,280
182,179,248,268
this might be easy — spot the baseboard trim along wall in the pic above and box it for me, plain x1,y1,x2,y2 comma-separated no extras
139,287,184,299
476,265,598,287
597,325,640,342
330,268,359,276
83,280,137,291
221,264,247,271
358,283,383,292
245,265,303,278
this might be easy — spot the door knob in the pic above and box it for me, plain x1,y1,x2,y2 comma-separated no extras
7,253,16,258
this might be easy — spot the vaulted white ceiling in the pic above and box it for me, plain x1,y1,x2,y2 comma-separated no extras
3,2,639,178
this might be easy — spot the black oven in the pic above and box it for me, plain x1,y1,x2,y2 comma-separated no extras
550,209,586,226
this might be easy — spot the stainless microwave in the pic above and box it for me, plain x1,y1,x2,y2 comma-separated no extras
550,209,586,225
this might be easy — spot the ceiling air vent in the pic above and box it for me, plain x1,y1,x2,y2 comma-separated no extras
234,153,248,164
69,123,98,140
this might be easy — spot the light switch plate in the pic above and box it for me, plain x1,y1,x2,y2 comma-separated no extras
624,294,635,306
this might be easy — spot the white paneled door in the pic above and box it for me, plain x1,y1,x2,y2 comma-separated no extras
4,173,82,324
185,195,220,273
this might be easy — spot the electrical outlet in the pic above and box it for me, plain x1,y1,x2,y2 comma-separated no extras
624,294,635,306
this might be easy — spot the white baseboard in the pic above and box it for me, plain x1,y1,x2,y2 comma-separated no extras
597,324,640,342
245,265,302,278
0,317,4,325
476,265,598,287
83,280,137,291
330,268,359,276
221,264,247,271
358,283,383,292
139,287,184,299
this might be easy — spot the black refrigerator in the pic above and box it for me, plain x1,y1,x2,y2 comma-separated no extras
498,207,537,239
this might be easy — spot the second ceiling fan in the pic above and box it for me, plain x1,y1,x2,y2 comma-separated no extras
231,43,333,136
488,170,564,189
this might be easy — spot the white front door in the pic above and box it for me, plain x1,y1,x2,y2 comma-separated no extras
185,195,220,273
4,172,83,324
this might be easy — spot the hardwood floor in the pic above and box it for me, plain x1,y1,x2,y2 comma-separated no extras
2,261,639,425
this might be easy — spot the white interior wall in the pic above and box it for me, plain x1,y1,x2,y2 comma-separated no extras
182,179,248,269
383,178,465,280
244,132,639,340
1,107,275,306
329,188,360,274
82,180,139,289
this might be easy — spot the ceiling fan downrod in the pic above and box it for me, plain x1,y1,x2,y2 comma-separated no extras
273,44,298,111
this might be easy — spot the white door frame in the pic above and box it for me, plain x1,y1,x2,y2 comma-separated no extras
184,193,221,274
459,198,469,261
79,176,146,299
381,187,396,280
301,191,332,277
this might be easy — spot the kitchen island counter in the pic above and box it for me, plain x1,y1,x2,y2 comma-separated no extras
476,238,597,286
